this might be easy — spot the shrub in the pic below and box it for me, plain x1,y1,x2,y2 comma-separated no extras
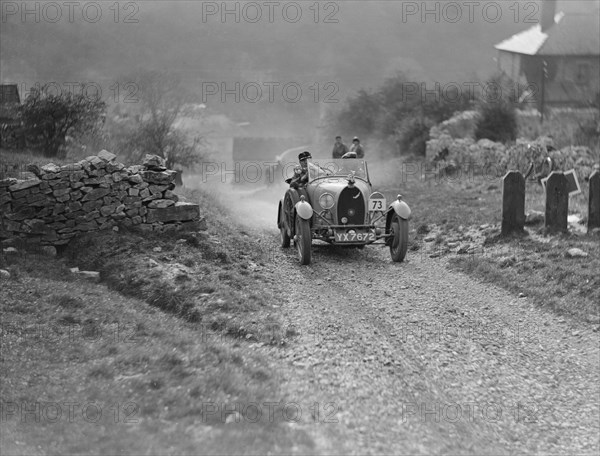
397,117,433,156
475,101,518,143
19,84,106,158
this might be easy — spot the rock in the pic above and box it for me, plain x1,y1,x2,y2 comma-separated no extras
146,202,200,223
81,188,110,202
0,269,10,279
423,236,436,242
587,314,600,324
142,170,177,185
97,150,117,162
525,210,545,225
128,174,144,185
3,247,18,255
73,270,101,282
143,154,167,171
8,179,42,193
148,199,175,209
147,258,159,268
41,163,61,174
153,247,162,253
416,224,431,235
39,246,57,257
518,292,527,298
457,245,471,254
0,178,18,188
498,256,516,268
566,248,588,258
26,164,42,178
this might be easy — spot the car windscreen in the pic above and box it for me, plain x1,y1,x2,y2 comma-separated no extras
307,159,368,181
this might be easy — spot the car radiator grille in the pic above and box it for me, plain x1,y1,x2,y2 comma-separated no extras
337,187,366,225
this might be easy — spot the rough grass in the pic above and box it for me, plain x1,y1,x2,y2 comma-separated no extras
376,159,599,322
449,233,600,322
0,181,311,455
0,254,313,455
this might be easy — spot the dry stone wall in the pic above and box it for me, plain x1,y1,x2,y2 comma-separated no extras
0,151,203,246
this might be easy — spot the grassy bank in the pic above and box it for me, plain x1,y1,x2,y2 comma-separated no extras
376,159,600,322
1,186,313,455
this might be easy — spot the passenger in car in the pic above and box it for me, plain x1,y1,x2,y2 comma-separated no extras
344,136,364,159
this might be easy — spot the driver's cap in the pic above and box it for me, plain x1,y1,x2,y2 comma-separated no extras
298,151,312,161
353,136,360,142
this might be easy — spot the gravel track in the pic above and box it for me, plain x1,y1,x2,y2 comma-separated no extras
255,230,600,455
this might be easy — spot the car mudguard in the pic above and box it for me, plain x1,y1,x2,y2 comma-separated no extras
385,199,411,242
390,200,411,220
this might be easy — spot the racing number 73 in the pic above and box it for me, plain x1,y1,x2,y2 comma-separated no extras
369,198,386,212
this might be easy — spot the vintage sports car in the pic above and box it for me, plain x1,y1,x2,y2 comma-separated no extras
277,159,411,265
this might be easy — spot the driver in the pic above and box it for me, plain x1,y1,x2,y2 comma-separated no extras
289,151,312,188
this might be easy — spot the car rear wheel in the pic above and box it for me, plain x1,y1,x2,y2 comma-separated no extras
279,204,290,248
390,214,408,262
295,216,312,265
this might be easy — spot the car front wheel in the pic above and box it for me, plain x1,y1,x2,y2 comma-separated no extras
390,214,408,262
280,204,290,248
295,216,312,265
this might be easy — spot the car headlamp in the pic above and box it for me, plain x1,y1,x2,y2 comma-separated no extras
319,193,334,210
341,217,348,224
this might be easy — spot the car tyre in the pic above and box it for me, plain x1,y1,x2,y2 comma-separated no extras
390,214,408,262
295,216,312,265
280,205,290,248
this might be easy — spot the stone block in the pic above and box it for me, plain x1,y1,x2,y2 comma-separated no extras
53,188,71,197
143,154,166,171
146,202,200,223
41,163,61,174
82,200,103,212
142,170,177,185
97,150,117,162
148,199,175,209
128,174,144,185
82,188,110,202
8,179,41,192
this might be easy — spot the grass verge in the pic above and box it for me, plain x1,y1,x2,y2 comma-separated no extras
377,160,600,323
1,186,313,455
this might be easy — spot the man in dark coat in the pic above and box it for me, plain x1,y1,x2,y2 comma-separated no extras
332,136,349,159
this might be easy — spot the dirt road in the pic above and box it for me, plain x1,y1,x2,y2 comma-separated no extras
246,235,598,454
199,183,600,454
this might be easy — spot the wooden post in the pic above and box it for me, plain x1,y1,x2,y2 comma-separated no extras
501,171,525,235
545,171,568,233
589,170,600,231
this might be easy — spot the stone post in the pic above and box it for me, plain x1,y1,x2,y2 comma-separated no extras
545,171,568,233
501,171,525,235
589,171,600,231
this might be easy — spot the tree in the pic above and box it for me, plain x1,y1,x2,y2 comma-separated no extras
114,70,207,170
19,85,106,158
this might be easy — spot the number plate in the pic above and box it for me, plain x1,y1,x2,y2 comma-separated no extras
369,197,386,212
335,231,376,243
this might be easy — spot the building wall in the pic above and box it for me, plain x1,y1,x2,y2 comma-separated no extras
501,52,599,107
